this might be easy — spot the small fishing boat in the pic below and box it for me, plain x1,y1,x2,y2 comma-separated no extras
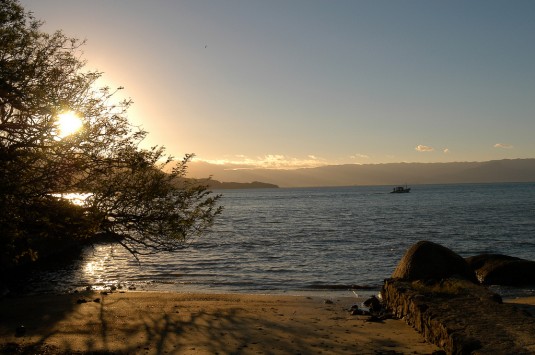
391,185,411,193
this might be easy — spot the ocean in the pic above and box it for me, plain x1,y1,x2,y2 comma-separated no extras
21,183,535,298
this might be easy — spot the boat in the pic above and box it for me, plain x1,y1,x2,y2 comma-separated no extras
391,185,411,193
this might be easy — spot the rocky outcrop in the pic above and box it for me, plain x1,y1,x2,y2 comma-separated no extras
391,241,477,283
382,278,535,354
383,241,535,354
466,254,535,286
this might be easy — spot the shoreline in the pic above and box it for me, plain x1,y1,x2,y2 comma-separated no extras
1,290,441,354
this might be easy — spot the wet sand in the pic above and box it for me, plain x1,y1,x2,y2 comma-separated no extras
0,291,442,354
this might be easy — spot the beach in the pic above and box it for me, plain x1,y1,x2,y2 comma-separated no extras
0,290,442,354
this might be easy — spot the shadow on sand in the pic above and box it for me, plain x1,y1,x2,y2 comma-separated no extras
0,292,437,354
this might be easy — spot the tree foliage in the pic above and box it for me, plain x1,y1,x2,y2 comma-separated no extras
0,0,222,268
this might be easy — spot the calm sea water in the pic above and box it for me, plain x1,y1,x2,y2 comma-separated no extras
22,183,535,297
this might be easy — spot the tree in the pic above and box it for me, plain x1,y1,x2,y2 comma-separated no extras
0,0,222,269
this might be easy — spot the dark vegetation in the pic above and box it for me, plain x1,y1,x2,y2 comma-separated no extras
0,0,222,281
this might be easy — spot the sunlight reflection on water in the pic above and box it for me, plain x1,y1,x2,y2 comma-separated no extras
52,192,91,206
78,246,138,291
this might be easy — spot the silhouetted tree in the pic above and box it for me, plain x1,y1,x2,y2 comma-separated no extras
0,0,221,269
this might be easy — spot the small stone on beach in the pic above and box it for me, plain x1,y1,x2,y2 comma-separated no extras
351,309,368,316
366,315,382,322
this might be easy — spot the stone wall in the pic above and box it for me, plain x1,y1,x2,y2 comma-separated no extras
382,278,535,354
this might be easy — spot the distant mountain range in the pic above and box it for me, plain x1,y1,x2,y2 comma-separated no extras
187,159,535,188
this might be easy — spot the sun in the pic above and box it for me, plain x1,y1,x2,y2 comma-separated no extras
57,111,83,138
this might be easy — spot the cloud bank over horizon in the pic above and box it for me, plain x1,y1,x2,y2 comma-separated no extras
196,154,329,170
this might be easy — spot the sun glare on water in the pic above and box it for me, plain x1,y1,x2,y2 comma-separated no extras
57,111,83,137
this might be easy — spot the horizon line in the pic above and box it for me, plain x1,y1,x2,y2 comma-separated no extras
187,157,535,171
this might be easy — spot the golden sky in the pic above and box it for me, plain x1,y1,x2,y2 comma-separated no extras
21,0,535,168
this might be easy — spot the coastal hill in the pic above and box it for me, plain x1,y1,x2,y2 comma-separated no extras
196,179,279,189
187,158,535,188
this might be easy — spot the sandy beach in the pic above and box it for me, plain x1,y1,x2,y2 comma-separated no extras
0,290,444,354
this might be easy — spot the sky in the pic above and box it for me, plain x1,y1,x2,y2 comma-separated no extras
19,0,535,169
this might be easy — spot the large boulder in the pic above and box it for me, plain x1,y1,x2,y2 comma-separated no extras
466,254,535,286
392,241,477,282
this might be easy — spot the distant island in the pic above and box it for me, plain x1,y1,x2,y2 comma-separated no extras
187,158,535,188
197,179,279,189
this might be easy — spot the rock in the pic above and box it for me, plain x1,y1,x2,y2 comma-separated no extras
365,315,382,322
363,296,382,313
323,299,333,304
76,298,87,304
351,308,367,316
348,304,359,311
391,241,477,282
362,295,393,320
466,253,535,286
348,304,368,315
382,277,535,354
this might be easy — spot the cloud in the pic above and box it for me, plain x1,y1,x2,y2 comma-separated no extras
443,148,450,154
196,154,328,169
494,143,513,149
415,145,434,152
350,153,370,160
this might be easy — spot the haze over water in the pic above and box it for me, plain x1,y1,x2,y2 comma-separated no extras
22,183,535,298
